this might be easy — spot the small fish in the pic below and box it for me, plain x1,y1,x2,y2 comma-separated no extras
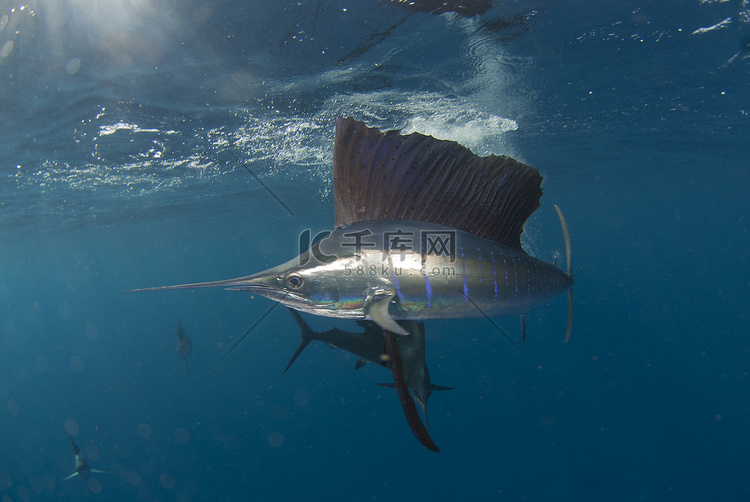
132,117,574,341
63,434,107,481
285,308,452,428
177,322,192,374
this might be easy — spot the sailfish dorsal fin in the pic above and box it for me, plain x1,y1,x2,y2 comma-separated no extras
333,117,543,251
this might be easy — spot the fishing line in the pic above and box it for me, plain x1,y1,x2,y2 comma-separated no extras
228,149,295,216
459,290,522,351
221,293,289,360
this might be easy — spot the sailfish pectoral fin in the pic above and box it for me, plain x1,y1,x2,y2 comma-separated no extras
368,295,409,336
62,472,79,481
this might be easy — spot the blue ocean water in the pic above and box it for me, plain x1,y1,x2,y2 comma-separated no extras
1,0,749,500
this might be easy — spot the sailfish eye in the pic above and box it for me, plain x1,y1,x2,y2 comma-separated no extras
286,273,304,289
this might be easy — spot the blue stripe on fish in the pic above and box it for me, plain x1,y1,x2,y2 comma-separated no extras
423,274,433,308
392,273,403,302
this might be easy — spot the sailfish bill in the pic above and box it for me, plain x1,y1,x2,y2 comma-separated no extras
130,117,573,340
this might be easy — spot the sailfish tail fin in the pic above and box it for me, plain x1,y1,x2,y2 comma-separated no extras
553,204,574,343
284,309,316,374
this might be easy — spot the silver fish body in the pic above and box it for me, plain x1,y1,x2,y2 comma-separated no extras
130,118,574,338
207,219,571,322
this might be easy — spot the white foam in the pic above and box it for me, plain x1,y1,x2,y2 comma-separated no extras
691,17,732,35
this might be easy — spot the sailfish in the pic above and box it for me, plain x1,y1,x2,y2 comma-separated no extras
130,117,574,449
63,434,107,481
131,117,573,339
284,308,453,429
